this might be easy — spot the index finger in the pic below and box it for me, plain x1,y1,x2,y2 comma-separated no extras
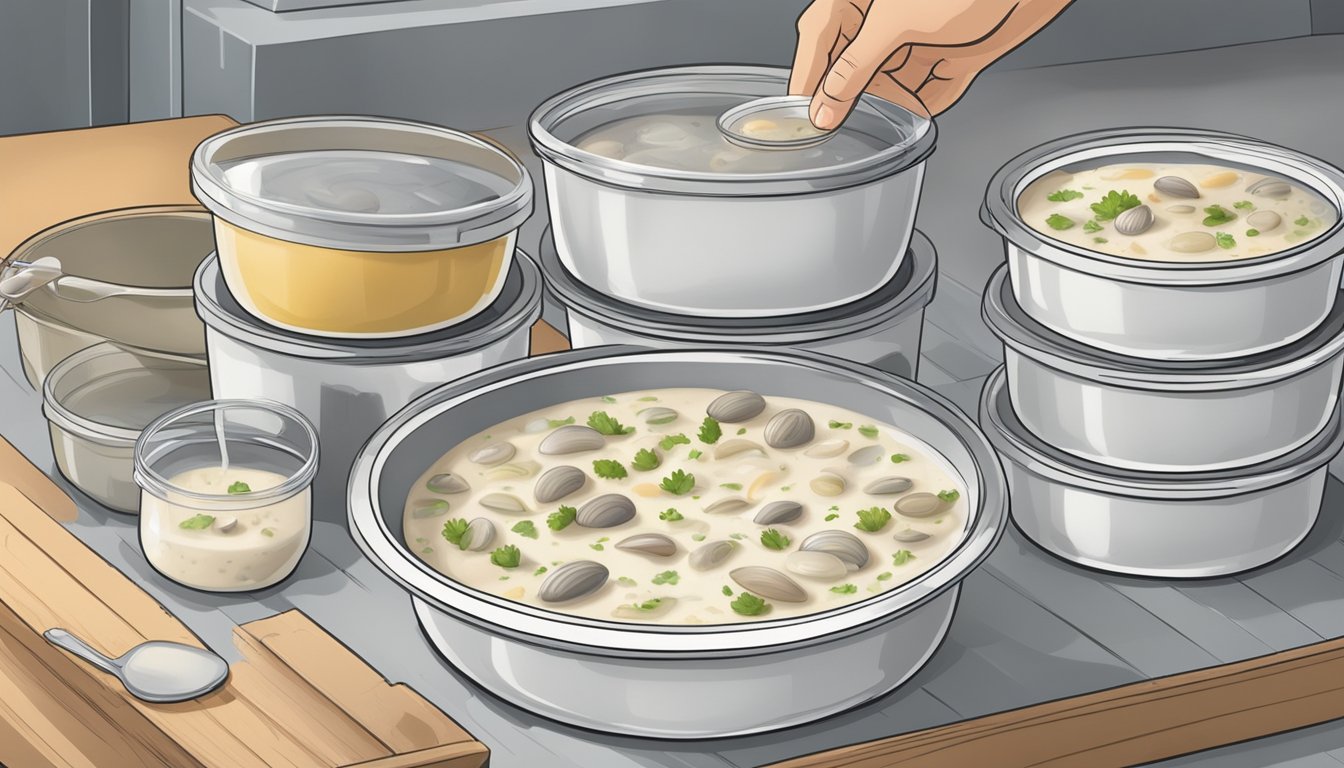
789,5,841,96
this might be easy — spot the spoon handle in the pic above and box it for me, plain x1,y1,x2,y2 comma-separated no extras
44,628,123,676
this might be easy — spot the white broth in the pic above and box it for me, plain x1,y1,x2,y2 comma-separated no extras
403,388,968,625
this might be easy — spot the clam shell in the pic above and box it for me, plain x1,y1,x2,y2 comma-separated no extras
479,493,529,515
754,500,803,525
704,496,751,515
615,533,678,557
799,530,869,569
538,561,609,603
533,466,587,504
1154,175,1200,199
469,442,515,466
714,439,767,460
425,473,469,495
576,494,636,528
893,528,931,543
462,517,496,551
484,461,540,481
730,566,808,603
764,409,815,449
1114,204,1154,236
1246,210,1283,232
847,445,884,466
1166,204,1196,214
411,498,450,518
1247,178,1292,199
689,539,737,571
809,472,845,497
522,418,550,434
638,407,679,426
895,492,944,518
804,439,849,459
539,425,605,455
785,551,848,580
707,390,767,423
864,476,914,495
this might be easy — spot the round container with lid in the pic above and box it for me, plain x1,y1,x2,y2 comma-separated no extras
193,250,541,519
983,264,1344,473
42,343,212,512
541,226,936,379
135,399,318,592
3,206,214,387
529,65,936,317
191,116,533,338
981,368,1344,578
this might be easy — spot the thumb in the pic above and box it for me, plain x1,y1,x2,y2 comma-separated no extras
810,27,897,130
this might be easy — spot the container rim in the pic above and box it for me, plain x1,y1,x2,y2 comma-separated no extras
980,127,1344,285
979,367,1344,499
528,65,937,197
348,346,1008,658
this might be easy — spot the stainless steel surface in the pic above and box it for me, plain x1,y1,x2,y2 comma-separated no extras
43,628,229,703
981,368,1343,578
982,128,1344,361
348,347,1006,738
542,227,936,380
529,65,935,317
983,266,1344,473
194,251,541,522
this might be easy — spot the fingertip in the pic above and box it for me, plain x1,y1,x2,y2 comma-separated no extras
812,102,839,131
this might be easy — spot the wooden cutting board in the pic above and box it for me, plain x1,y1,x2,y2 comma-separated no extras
0,459,487,768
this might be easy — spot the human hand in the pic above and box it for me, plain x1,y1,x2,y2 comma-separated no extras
789,0,1074,127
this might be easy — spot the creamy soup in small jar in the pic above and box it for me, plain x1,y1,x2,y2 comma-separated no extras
1018,162,1338,262
404,388,968,626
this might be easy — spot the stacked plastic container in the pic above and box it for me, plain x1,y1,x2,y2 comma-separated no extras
977,128,1344,578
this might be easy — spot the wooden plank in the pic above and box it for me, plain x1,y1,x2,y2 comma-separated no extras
0,434,76,522
765,635,1344,768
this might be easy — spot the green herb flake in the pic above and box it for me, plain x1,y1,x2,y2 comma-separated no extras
637,396,658,402
617,576,637,587
227,481,251,495
722,585,733,596
533,566,548,576
441,518,470,548
421,547,433,555
828,420,853,430
1047,189,1084,202
855,507,893,533
261,528,275,538
178,514,216,530
693,533,707,542
659,508,684,522
589,540,607,551
1215,232,1236,250
830,584,858,595
876,572,893,582
547,416,576,428
1296,216,1311,227
499,576,510,581
829,505,840,511
511,521,539,539
652,570,680,585
760,529,791,550
937,489,961,503
890,454,911,466
687,449,703,460
593,459,629,479
490,545,521,568
1202,204,1237,227
659,433,691,450
601,395,618,404
588,410,635,436
547,506,577,531
1045,213,1075,231
1093,237,1108,244
1082,219,1104,234
729,532,747,541
1090,190,1142,221
730,592,771,616
631,598,663,612
631,448,660,472
857,425,879,439
698,417,722,445
660,469,695,496
1233,200,1255,210
719,482,743,491
736,427,747,435
1247,228,1261,237
824,513,840,522
892,550,917,566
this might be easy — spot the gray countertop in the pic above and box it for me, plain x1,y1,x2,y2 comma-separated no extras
7,34,1344,768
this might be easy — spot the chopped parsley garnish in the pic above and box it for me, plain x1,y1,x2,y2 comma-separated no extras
1247,228,1260,237
876,572,893,582
1094,237,1108,244
637,396,658,402
589,537,609,552
533,566,548,576
857,425,879,439
688,449,703,460
892,550,917,566
660,469,695,496
1202,204,1237,227
1233,200,1255,210
722,585,733,596
588,410,634,436
511,521,538,539
830,584,858,594
631,598,664,612
1215,232,1236,250
828,420,853,430
729,533,747,541
1046,189,1084,202
693,533,707,542
442,518,470,548
937,489,961,503
652,570,680,585
698,417,722,444
601,395,617,404
720,482,743,491
631,448,660,472
1045,214,1075,231
1082,219,1104,234
261,528,275,538
890,454,910,464
1296,216,1311,227
659,433,691,450
617,576,637,587
730,592,770,616
760,529,791,550
855,507,892,533
179,514,215,530
736,427,747,435
547,416,575,428
659,508,684,522
490,545,521,568
1090,190,1142,221
227,481,251,494
593,459,629,479
824,513,840,522
547,505,577,531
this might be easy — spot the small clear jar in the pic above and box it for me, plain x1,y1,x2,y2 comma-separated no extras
134,399,318,592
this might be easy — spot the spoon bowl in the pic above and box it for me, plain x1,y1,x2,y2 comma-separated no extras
44,627,229,703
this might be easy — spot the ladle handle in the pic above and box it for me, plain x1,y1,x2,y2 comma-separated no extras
44,628,123,676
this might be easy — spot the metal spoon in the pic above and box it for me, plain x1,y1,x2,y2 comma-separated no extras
0,257,139,306
44,628,229,703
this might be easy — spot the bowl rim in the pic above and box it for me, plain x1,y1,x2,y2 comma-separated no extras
981,127,1344,285
348,347,1007,658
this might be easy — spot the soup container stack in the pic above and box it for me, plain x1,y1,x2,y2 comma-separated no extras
528,66,939,378
188,116,541,516
977,128,1344,578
